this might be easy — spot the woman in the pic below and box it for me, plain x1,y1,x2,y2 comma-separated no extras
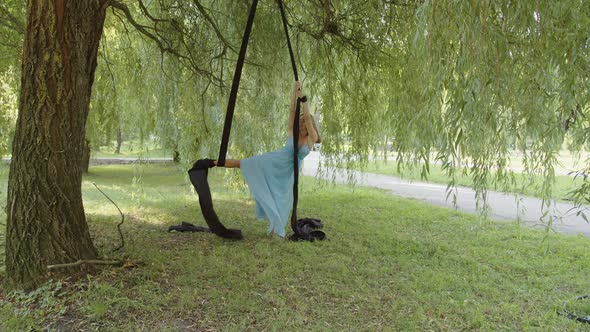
215,81,320,237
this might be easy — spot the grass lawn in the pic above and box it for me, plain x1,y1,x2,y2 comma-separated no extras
365,159,584,202
1,163,590,330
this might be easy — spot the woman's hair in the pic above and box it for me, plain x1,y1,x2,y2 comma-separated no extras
301,113,321,149
310,113,321,144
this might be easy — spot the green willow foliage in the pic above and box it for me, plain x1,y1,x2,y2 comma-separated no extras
88,22,160,149
0,0,23,157
0,69,18,156
54,0,590,210
0,0,23,72
409,0,590,209
1,0,589,210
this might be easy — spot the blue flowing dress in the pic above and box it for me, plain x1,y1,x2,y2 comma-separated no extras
240,136,310,237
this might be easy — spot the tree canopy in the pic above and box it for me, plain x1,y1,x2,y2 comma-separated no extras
1,0,588,196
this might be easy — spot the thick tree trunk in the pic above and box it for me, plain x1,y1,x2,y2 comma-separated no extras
81,139,91,173
5,0,108,290
115,127,122,154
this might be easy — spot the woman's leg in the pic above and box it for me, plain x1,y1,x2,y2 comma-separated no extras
215,159,240,168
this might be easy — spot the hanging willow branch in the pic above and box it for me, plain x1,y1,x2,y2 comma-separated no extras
92,182,126,252
190,0,237,55
109,0,223,85
0,3,24,34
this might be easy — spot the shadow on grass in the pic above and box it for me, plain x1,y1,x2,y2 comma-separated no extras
88,197,262,254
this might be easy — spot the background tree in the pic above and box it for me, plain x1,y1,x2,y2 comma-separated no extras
0,0,24,158
0,69,18,157
4,0,111,290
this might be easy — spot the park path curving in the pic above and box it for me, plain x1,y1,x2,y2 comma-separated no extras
301,152,590,237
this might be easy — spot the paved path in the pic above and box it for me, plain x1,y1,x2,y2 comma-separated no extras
301,152,590,237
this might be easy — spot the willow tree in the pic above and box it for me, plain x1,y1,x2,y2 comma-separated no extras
3,0,238,290
4,0,590,291
4,0,111,290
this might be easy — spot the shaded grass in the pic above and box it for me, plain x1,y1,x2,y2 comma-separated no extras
1,164,590,330
365,159,583,202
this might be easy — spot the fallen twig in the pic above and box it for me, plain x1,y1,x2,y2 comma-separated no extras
47,260,122,271
92,182,126,252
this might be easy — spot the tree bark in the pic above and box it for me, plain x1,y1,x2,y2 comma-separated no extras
5,0,108,290
115,127,122,154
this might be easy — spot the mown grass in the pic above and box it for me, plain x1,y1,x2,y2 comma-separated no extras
1,163,590,330
365,159,583,202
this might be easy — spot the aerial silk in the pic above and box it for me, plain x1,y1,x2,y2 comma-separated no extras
188,0,325,241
